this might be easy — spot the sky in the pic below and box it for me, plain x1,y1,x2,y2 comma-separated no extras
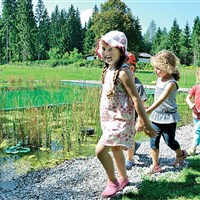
31,0,200,34
0,0,200,34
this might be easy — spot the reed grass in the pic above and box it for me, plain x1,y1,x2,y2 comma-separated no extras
0,65,195,172
0,82,101,157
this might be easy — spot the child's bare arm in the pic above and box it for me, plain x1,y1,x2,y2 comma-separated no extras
119,68,156,138
186,94,195,109
146,82,177,114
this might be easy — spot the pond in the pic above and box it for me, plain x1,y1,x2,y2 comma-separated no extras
0,81,155,183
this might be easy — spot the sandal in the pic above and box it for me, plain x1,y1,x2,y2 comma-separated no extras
147,165,161,174
126,160,134,170
101,180,119,198
117,176,129,191
173,150,188,167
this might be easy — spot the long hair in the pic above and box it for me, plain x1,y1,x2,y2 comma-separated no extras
101,49,126,99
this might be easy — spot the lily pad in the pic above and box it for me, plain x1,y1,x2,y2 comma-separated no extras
5,143,31,154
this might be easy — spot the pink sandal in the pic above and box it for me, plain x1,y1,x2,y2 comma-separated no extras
117,176,129,191
101,180,119,198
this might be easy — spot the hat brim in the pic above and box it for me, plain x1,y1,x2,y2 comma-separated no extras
96,38,128,60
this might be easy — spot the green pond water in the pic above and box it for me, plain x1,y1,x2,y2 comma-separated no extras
0,81,154,181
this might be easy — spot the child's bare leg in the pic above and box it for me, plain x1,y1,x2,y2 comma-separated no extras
175,148,184,157
112,146,127,179
151,148,159,167
96,143,116,182
126,141,136,161
127,148,134,161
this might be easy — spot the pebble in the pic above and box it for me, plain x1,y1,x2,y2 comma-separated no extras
0,123,198,200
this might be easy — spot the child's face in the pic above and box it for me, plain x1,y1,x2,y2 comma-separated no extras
154,67,168,77
100,41,121,66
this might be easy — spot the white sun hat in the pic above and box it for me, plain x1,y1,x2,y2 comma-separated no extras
96,30,128,60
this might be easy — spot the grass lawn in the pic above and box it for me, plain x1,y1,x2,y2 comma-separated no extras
119,157,200,200
0,64,197,89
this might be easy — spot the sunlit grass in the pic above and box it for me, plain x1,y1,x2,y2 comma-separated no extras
118,156,200,200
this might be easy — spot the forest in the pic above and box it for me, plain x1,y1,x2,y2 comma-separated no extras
0,0,200,66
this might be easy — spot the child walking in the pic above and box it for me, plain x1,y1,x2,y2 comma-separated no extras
125,52,148,170
186,68,200,155
146,50,188,174
95,30,156,198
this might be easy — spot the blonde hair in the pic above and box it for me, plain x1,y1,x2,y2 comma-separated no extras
150,50,180,81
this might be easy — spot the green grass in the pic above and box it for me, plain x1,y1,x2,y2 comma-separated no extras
117,156,200,200
0,65,102,82
0,64,197,89
136,68,196,88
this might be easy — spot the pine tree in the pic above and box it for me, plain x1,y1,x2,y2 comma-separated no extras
131,17,145,53
179,23,192,66
1,0,18,63
145,20,157,43
144,20,157,53
83,5,98,55
59,8,69,56
66,5,83,53
0,17,4,63
16,0,37,61
151,27,168,55
191,16,200,66
35,0,50,60
49,5,61,49
168,19,181,57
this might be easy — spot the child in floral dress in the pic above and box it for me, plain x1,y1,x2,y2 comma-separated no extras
95,30,156,198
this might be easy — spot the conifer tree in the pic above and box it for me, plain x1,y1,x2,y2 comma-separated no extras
49,5,61,50
59,8,69,56
16,0,37,61
168,19,181,57
66,5,83,53
132,17,145,53
151,27,168,55
35,0,50,60
179,23,192,65
1,0,17,63
191,16,200,66
83,5,98,55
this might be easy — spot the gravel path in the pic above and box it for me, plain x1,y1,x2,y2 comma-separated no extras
0,123,197,200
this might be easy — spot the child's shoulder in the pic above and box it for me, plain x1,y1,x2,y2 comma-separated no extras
190,84,200,90
120,63,130,69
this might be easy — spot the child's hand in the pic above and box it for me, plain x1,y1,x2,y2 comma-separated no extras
145,108,150,114
144,125,157,138
144,105,149,109
190,103,195,110
135,118,144,132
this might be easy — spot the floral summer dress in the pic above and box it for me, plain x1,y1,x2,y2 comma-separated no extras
99,65,135,149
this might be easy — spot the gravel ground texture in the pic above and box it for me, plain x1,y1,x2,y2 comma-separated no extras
1,123,199,200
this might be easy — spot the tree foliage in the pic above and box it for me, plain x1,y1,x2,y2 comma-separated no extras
168,19,181,57
91,0,140,51
0,0,199,66
191,16,200,66
35,0,50,60
16,0,37,61
83,5,98,55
